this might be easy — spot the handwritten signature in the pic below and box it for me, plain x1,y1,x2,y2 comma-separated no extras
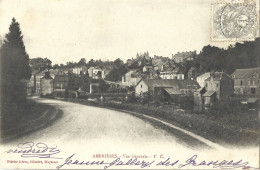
4,142,61,159
57,154,257,169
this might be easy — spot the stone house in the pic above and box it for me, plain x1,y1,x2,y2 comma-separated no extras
88,67,107,79
159,67,185,80
122,70,143,86
135,79,200,100
202,91,217,106
72,66,88,75
143,65,154,72
194,87,206,106
196,72,210,88
231,67,260,96
34,69,58,95
105,80,129,93
54,71,69,91
172,51,196,63
40,72,54,95
204,72,234,100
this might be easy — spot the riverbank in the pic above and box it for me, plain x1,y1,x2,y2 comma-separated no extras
60,98,259,146
1,99,63,143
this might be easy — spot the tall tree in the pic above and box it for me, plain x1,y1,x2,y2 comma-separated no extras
1,18,31,80
1,18,32,128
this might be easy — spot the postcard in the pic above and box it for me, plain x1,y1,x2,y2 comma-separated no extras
0,0,259,169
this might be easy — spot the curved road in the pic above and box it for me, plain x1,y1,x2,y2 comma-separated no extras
2,98,259,170
7,98,211,153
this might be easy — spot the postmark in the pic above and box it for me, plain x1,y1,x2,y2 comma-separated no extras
211,2,258,41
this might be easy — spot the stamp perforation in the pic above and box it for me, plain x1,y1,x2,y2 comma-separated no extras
210,1,258,42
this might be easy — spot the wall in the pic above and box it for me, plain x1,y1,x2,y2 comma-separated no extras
40,79,54,95
135,81,148,96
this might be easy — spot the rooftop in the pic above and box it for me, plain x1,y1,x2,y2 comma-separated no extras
139,79,200,89
231,67,260,79
205,72,232,81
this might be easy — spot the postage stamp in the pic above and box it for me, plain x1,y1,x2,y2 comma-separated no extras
211,2,258,41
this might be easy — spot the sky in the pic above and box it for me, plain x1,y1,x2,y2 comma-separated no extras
0,0,251,64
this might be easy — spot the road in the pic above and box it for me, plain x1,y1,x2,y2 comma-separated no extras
5,98,209,150
2,97,259,169
9,98,210,149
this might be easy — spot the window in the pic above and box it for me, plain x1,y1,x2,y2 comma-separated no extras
251,88,256,94
240,80,242,86
248,80,250,85
141,85,142,88
216,83,218,88
252,81,255,85
205,83,207,87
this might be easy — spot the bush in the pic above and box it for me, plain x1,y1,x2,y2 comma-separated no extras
40,93,54,99
68,91,77,98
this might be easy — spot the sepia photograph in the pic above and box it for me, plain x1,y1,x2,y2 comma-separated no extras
0,0,259,169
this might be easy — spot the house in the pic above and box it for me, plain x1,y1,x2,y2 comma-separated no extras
194,87,206,106
196,72,210,87
88,67,106,79
204,72,234,100
135,79,200,100
152,56,172,71
105,80,129,93
159,67,185,80
231,67,260,96
21,79,33,96
40,72,54,95
246,98,259,110
35,69,59,95
143,65,154,72
202,91,217,106
122,70,143,86
172,51,196,63
54,71,69,91
29,69,42,93
72,66,88,75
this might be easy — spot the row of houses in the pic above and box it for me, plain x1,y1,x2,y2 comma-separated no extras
26,65,112,95
133,67,259,107
26,63,259,109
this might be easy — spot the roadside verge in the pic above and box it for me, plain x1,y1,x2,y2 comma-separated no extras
1,105,63,143
61,98,259,147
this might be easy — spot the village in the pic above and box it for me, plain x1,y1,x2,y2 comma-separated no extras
24,50,259,114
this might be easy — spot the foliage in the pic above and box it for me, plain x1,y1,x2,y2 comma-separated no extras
30,57,52,71
98,79,109,93
0,18,32,127
105,58,128,82
77,58,87,66
74,73,92,92
194,38,260,74
207,98,245,117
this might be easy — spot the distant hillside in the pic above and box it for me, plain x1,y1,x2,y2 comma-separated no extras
194,38,260,74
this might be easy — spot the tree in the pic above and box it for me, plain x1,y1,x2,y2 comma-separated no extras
1,18,31,80
87,59,96,67
77,58,87,66
29,57,52,71
98,79,109,93
113,58,124,69
1,18,32,128
105,65,128,82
